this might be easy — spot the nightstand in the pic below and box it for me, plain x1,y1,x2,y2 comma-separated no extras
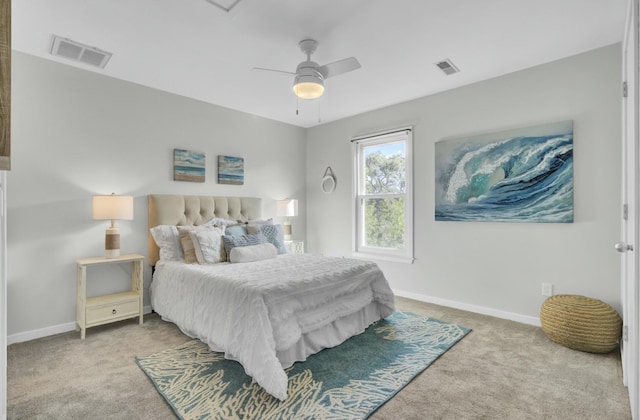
75,254,144,339
285,240,305,254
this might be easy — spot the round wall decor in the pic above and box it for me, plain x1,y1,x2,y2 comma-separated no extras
321,167,336,194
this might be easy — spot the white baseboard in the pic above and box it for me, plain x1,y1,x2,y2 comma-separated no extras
7,305,154,345
8,294,540,345
394,289,541,327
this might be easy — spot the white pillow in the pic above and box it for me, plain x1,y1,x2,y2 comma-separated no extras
150,225,183,261
229,243,277,263
190,227,226,264
204,217,239,227
178,225,219,264
247,218,273,225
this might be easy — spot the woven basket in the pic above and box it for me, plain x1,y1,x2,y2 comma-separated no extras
540,294,622,353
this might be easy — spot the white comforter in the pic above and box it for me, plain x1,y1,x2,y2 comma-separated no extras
150,253,395,400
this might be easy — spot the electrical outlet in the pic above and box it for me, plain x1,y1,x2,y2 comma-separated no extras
541,283,553,297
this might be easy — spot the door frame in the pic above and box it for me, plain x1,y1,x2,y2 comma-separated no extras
621,1,639,418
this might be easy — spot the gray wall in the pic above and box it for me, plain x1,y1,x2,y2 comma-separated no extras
7,52,306,338
7,44,623,339
306,44,622,324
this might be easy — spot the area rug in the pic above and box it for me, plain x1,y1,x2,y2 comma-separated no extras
136,311,470,419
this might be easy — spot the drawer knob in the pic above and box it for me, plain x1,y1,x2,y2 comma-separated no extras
112,309,117,315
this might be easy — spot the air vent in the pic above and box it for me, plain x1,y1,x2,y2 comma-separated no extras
50,35,112,69
435,59,459,76
204,0,242,12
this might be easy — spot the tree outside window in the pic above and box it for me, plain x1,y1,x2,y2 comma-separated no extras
353,130,413,262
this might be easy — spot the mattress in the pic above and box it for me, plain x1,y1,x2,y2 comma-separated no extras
150,253,395,400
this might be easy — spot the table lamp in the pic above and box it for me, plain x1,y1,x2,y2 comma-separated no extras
92,193,134,258
276,199,298,240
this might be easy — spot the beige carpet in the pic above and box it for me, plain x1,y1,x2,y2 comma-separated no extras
8,297,631,419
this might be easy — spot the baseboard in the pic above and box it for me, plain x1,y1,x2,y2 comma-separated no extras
7,305,154,345
393,289,541,327
8,295,540,344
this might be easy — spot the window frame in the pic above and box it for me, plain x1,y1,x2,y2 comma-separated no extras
352,128,414,263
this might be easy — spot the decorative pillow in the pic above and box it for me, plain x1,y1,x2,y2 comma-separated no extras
177,226,198,264
247,218,273,226
224,224,248,236
150,225,182,261
247,224,287,254
177,226,219,264
229,243,277,263
222,232,265,256
189,226,226,264
204,217,239,227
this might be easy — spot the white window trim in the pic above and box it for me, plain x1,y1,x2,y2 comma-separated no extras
351,128,414,264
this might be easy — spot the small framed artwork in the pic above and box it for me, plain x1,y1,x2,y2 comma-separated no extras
218,155,244,185
173,149,205,182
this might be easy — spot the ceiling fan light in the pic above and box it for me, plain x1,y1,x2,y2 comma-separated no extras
293,74,325,99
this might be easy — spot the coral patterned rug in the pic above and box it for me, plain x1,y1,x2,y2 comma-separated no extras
136,311,470,420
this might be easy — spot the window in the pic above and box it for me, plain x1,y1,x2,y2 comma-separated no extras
352,129,413,263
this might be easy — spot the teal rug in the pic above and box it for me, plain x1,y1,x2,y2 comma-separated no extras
136,311,470,419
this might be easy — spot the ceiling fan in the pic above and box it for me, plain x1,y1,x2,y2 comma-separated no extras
253,39,361,100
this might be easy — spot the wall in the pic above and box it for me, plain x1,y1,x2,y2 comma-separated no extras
7,52,306,339
306,44,622,324
6,43,623,339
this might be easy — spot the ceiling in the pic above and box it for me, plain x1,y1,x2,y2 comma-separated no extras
13,0,627,128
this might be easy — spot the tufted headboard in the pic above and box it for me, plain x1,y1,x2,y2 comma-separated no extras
147,194,262,265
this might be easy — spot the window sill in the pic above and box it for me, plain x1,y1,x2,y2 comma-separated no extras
352,252,414,264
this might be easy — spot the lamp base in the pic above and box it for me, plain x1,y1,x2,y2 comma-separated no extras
283,221,292,240
105,226,121,259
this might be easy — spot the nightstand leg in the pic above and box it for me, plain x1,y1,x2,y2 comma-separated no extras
76,265,87,340
131,260,144,325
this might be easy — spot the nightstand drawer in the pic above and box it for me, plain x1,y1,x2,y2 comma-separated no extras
86,297,139,325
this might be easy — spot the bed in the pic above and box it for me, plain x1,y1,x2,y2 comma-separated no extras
148,194,395,400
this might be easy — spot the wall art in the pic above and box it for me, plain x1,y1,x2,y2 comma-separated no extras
218,155,244,185
435,120,573,223
173,148,205,182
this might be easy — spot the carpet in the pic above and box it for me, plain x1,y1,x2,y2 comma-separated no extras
136,311,471,419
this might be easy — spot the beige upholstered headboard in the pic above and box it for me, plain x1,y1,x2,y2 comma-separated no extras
148,194,262,265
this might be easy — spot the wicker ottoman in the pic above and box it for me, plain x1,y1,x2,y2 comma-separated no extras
540,294,622,353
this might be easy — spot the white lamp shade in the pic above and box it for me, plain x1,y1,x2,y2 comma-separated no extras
276,199,298,217
92,194,134,220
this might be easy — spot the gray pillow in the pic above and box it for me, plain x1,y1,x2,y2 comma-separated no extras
222,232,265,256
247,224,287,255
224,224,248,236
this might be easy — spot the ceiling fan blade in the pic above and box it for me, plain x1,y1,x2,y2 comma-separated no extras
317,57,361,79
252,67,296,76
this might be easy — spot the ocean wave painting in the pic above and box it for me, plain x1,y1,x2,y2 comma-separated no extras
174,148,205,182
435,121,573,223
218,155,244,185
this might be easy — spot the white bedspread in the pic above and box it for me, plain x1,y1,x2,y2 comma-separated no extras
150,253,395,400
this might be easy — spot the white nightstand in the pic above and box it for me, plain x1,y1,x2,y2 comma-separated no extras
285,240,305,254
75,254,144,339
